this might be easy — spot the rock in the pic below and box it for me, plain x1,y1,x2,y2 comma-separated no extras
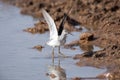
79,43,93,52
71,77,81,80
23,21,49,34
79,32,94,45
79,40,88,45
80,32,94,41
23,28,37,34
96,72,115,79
33,45,44,51
73,54,82,59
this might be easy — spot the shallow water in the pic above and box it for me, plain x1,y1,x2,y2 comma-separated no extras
0,2,106,80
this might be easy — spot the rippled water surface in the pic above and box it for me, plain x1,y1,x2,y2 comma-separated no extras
0,2,106,80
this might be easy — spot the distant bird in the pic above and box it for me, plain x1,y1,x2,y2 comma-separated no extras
41,9,71,59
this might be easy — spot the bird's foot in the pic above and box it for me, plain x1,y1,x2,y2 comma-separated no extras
58,52,70,58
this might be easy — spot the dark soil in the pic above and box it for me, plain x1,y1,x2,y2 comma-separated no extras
1,0,120,79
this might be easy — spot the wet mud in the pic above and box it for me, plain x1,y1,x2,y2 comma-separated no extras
2,0,120,79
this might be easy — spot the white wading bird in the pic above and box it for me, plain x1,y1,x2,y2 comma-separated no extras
41,9,71,59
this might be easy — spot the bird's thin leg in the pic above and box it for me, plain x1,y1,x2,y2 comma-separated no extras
52,48,54,65
58,46,66,57
58,57,60,68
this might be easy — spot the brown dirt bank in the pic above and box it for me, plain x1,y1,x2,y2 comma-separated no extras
2,0,120,79
11,0,120,45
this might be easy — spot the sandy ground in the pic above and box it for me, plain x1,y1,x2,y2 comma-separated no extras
1,0,120,79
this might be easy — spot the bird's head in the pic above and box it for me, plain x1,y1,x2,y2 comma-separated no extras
62,29,68,35
63,29,73,36
59,29,73,41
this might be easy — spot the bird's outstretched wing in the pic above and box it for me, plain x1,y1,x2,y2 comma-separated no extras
41,9,58,40
58,6,72,36
58,13,67,36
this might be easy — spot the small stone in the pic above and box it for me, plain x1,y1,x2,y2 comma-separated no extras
71,77,81,80
33,45,44,51
80,32,94,41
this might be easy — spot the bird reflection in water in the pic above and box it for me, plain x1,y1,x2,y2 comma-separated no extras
46,58,66,80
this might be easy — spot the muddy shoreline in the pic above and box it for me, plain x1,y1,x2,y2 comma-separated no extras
1,0,120,79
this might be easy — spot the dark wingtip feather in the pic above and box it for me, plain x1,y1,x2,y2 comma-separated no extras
58,14,67,36
58,5,73,36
